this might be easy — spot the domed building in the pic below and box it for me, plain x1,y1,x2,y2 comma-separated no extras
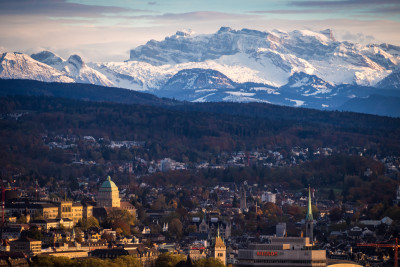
97,176,120,208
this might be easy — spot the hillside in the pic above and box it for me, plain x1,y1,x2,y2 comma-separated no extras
0,78,175,106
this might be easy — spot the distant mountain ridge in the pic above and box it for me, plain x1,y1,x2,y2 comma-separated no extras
1,78,400,118
1,27,400,116
31,51,113,87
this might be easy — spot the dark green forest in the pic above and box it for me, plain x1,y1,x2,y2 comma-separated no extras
0,92,400,204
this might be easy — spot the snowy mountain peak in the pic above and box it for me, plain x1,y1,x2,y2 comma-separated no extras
376,71,400,89
31,51,112,87
320,29,336,42
163,68,236,91
3,27,400,113
31,51,64,66
175,29,194,37
217,26,233,33
67,54,85,69
287,72,332,87
0,52,74,83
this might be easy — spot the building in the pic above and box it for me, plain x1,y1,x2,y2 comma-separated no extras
195,215,231,240
160,158,172,172
305,186,314,242
6,202,58,220
40,250,88,259
189,244,207,262
30,218,74,230
82,203,93,219
210,229,226,265
10,237,42,256
237,237,326,266
90,246,159,267
5,200,83,226
97,176,120,208
276,223,286,237
72,203,83,224
262,192,276,203
0,252,29,267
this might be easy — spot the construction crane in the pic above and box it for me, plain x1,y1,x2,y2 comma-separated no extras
357,238,399,267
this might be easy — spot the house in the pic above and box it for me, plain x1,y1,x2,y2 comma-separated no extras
0,226,23,241
30,218,74,230
10,237,42,256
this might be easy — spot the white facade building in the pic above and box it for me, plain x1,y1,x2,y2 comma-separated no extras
262,192,276,203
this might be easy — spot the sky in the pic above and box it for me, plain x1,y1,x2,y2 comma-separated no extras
1,0,400,62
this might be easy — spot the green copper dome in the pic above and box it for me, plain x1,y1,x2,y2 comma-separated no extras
99,176,118,192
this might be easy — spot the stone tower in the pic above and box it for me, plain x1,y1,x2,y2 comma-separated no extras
97,176,120,207
211,227,226,265
305,186,314,242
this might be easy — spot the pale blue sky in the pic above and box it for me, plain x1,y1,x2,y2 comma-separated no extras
1,0,399,61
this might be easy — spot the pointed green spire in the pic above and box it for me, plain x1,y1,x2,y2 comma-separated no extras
217,225,220,238
306,185,313,222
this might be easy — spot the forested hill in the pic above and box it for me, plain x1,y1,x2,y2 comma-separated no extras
0,78,176,106
0,78,399,136
1,95,400,158
1,78,400,127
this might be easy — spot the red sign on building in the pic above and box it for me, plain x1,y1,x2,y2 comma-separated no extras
256,251,278,256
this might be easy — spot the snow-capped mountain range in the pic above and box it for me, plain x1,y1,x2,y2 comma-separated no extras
1,27,400,111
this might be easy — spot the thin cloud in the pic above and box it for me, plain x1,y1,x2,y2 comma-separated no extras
341,32,376,44
250,9,331,14
291,0,399,8
130,11,255,21
0,0,141,17
362,5,400,14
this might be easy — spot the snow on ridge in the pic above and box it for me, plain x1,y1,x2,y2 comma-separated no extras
226,91,255,97
222,94,271,103
0,52,74,83
192,93,216,102
285,98,305,107
2,27,400,100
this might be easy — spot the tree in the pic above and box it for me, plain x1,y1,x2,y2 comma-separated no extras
25,227,42,241
155,253,186,267
78,216,100,230
107,209,135,227
169,218,183,239
329,189,336,201
17,214,27,224
329,207,342,222
194,258,225,267
185,224,197,235
112,219,131,236
113,255,141,267
80,257,110,267
31,256,75,267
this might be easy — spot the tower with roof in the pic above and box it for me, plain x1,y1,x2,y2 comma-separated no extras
211,227,226,265
305,185,314,242
97,176,120,207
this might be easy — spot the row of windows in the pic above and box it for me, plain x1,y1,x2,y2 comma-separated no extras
250,259,326,264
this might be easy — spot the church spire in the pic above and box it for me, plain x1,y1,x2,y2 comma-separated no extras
305,185,314,243
306,185,313,222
